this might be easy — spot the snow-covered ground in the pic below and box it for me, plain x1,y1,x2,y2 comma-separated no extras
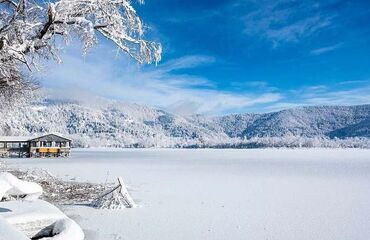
5,148,370,240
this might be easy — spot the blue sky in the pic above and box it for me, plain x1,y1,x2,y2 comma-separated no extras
40,0,370,115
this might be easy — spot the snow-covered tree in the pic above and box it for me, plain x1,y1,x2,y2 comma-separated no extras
0,0,161,100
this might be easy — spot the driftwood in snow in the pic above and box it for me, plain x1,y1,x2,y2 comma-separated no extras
7,169,110,205
3,167,137,209
92,177,137,209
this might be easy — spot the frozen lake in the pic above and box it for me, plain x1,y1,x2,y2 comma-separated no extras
6,148,370,240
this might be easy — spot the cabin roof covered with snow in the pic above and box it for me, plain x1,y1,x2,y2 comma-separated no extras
28,134,72,142
0,134,71,142
0,136,35,142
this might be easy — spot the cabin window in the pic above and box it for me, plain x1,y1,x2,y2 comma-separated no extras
7,143,19,148
41,141,51,147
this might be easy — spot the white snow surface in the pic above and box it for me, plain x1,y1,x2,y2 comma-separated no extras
0,200,84,240
5,148,370,240
1,200,65,229
0,217,28,240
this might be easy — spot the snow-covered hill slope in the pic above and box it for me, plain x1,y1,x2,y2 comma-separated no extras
216,105,370,138
328,119,370,138
0,98,229,147
1,98,370,148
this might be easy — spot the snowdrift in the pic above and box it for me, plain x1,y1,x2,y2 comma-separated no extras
0,172,84,240
0,172,42,200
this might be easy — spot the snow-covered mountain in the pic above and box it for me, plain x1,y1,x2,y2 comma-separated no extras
216,105,370,138
0,98,229,147
1,98,370,148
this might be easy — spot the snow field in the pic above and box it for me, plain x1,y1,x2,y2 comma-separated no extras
6,148,370,240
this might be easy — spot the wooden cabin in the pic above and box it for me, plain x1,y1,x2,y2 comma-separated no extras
0,134,71,158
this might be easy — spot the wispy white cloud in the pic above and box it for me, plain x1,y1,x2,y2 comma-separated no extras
337,79,370,86
161,55,216,71
265,83,370,112
243,0,334,46
34,39,370,115
310,43,343,56
37,45,281,115
230,81,279,92
302,87,370,106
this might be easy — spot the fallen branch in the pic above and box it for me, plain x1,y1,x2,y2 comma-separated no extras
92,177,137,209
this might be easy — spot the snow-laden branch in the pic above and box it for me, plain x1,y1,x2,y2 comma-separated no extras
92,176,137,209
0,0,161,101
